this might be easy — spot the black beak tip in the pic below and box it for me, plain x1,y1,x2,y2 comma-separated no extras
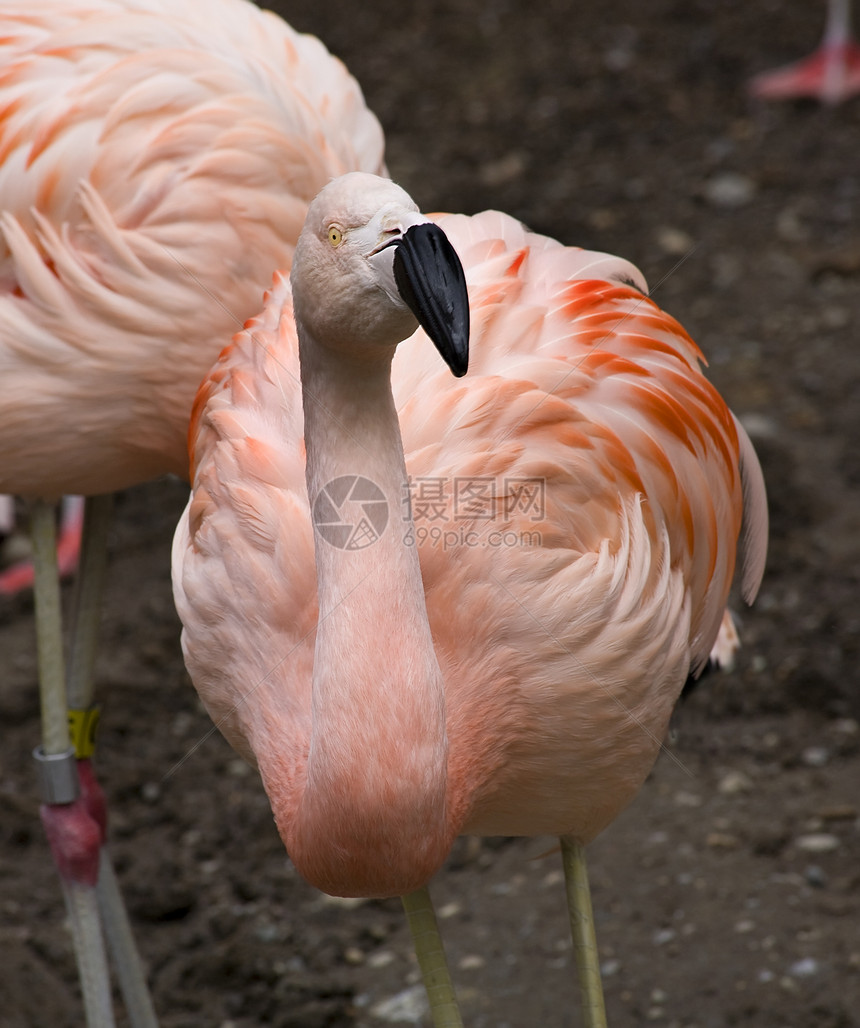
394,222,470,378
448,336,469,378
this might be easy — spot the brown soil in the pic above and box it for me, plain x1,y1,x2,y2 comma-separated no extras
1,2,859,1026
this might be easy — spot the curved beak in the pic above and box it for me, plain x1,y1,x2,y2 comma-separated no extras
393,223,470,377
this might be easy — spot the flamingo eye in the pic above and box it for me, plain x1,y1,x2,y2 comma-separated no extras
328,226,343,247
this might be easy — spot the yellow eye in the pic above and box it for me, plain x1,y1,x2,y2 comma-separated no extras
328,226,343,247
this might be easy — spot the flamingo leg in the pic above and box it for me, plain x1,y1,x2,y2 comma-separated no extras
66,494,112,704
0,494,85,595
401,886,464,1028
31,502,70,755
96,850,159,1028
561,837,608,1028
67,494,159,1028
748,0,860,104
31,500,115,1028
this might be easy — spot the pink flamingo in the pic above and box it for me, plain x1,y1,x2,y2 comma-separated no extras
749,0,860,103
174,172,769,1027
0,3,384,1024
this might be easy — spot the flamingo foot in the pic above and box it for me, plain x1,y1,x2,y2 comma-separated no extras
749,39,860,103
749,0,860,104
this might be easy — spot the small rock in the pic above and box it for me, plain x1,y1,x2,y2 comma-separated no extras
587,207,617,231
370,984,428,1023
343,947,364,966
321,894,366,909
604,46,634,72
775,207,809,242
804,865,827,888
656,226,694,255
367,950,396,969
180,828,201,849
170,712,193,737
707,831,740,850
653,928,676,946
789,957,820,978
253,921,280,943
601,958,621,977
367,923,390,942
751,654,768,674
673,790,703,808
458,954,485,971
603,29,637,72
718,770,753,795
822,305,850,330
801,746,830,768
739,412,779,440
704,172,756,208
795,833,839,854
226,757,251,777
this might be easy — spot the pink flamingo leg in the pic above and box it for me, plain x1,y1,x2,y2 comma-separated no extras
749,0,860,103
0,495,85,595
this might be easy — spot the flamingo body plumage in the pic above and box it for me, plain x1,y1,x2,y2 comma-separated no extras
0,0,385,500
173,177,768,900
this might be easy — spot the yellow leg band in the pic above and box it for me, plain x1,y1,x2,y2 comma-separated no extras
68,706,101,759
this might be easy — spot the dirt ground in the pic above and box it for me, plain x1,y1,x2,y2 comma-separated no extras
1,1,859,1026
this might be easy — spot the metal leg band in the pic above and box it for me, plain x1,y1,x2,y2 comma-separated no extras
33,745,79,804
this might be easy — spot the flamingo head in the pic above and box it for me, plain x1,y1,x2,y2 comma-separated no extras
292,172,469,376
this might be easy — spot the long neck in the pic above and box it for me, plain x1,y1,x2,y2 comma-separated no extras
283,331,453,897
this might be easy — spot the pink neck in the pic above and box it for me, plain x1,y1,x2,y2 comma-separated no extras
273,333,454,897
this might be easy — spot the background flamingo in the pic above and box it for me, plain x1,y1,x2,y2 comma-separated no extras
173,172,768,1026
0,2,384,1023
